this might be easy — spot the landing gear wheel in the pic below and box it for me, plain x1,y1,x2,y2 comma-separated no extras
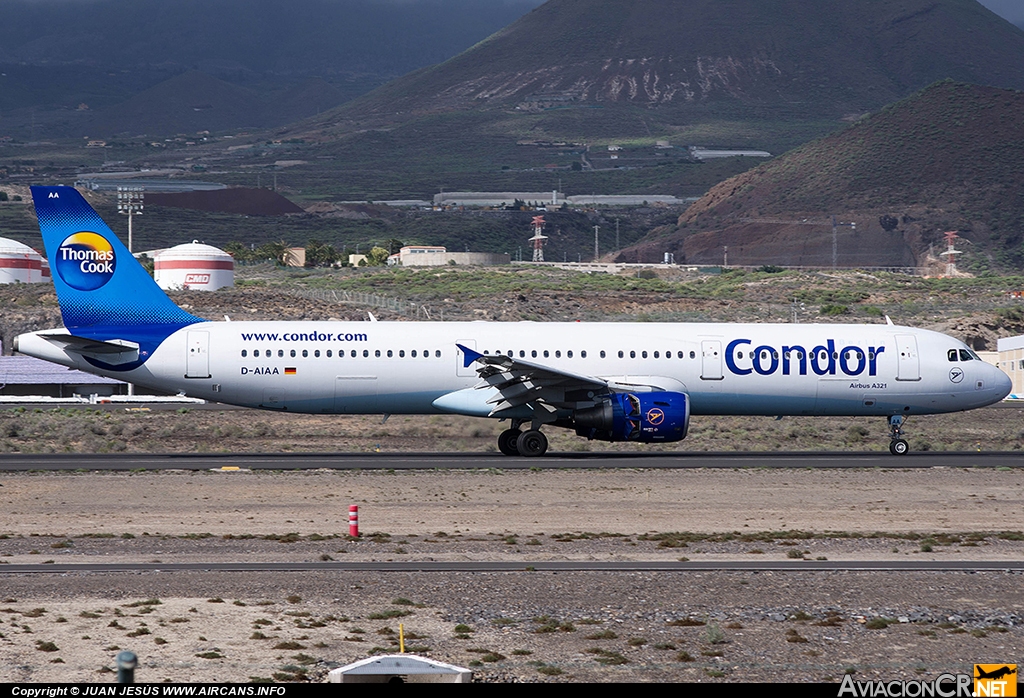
889,439,909,455
516,429,548,457
497,429,522,456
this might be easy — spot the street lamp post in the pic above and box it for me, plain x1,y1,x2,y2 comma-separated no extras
116,186,144,253
116,186,144,397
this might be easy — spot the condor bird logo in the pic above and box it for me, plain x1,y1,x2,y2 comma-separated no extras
55,232,116,291
646,408,665,425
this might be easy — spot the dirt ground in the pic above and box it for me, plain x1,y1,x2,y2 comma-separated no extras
2,403,1023,455
0,467,1021,683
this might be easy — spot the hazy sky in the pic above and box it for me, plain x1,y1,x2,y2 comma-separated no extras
978,0,1024,24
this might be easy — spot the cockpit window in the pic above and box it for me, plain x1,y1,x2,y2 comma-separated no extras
959,349,974,361
948,349,959,362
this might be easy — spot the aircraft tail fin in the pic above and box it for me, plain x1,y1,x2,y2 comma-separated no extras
30,185,202,347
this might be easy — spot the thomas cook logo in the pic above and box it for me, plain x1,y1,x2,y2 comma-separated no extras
55,232,116,291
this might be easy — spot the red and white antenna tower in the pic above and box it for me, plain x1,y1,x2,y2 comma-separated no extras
528,215,548,262
940,230,962,277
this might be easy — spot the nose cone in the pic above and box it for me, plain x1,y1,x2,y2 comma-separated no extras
993,365,1013,401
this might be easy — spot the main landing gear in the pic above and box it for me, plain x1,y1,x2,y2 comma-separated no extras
497,422,549,457
888,415,909,455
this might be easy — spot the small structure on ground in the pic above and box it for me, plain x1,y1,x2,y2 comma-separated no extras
0,237,46,284
392,245,508,267
154,241,234,291
327,655,472,684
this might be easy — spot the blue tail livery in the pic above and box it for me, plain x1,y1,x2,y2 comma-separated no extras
30,186,203,370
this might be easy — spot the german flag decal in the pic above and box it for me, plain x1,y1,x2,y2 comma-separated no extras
284,367,296,375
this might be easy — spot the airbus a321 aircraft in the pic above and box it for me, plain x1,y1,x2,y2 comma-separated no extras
14,186,1012,456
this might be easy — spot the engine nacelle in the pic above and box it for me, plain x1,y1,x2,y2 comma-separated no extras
573,391,690,443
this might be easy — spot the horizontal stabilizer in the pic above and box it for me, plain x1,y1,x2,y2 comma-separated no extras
40,332,140,355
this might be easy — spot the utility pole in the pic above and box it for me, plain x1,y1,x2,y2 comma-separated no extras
615,218,619,251
593,225,600,261
117,186,144,399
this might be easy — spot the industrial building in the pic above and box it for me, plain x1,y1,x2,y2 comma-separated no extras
153,241,234,291
997,335,1024,397
0,237,48,284
388,246,509,267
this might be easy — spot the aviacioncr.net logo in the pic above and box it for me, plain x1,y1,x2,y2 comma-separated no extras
55,231,116,291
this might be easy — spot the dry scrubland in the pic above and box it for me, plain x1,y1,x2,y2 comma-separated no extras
2,266,1024,683
0,467,1023,683
1,405,1023,454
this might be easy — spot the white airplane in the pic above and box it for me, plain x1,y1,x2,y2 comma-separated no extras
14,186,1013,456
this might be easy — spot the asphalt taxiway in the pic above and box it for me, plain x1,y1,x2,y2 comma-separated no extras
0,450,1021,471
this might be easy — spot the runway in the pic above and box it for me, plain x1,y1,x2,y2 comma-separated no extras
2,560,1022,573
0,450,1021,471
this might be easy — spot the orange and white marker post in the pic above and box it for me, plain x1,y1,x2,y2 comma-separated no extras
348,505,359,538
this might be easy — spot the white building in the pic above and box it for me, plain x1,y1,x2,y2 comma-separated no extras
154,241,234,291
997,335,1024,398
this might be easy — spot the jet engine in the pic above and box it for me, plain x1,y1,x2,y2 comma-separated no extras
572,391,690,443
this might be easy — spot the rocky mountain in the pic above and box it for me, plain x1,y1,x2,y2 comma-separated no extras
621,81,1024,271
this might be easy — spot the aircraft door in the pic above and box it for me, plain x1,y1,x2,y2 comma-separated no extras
895,334,921,381
456,339,478,377
334,376,378,414
700,339,723,380
185,331,210,378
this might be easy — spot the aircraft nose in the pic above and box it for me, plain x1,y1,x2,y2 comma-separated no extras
993,365,1013,400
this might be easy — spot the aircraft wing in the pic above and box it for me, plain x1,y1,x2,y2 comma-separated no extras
457,343,610,416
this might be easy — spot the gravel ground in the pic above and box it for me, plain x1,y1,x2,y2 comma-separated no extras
0,468,1022,683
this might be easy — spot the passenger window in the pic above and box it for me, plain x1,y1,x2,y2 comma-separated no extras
600,350,606,358
959,349,973,361
254,350,260,357
314,350,321,358
629,350,636,359
532,350,538,358
618,351,624,358
241,350,247,357
567,350,573,358
351,350,357,358
302,350,308,358
642,351,648,359
387,350,393,358
326,350,332,358
688,351,694,359
544,350,549,358
363,350,368,357
581,350,587,358
654,351,660,359
399,350,405,357
375,350,381,358
519,350,525,358
555,350,561,358
435,350,441,358
278,350,284,358
290,349,296,358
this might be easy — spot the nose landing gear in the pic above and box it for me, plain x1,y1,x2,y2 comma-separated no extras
888,415,909,455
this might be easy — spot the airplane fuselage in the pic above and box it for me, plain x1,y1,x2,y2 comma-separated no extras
16,320,1010,418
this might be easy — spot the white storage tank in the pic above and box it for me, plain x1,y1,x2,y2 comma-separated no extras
0,237,45,284
154,241,234,291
